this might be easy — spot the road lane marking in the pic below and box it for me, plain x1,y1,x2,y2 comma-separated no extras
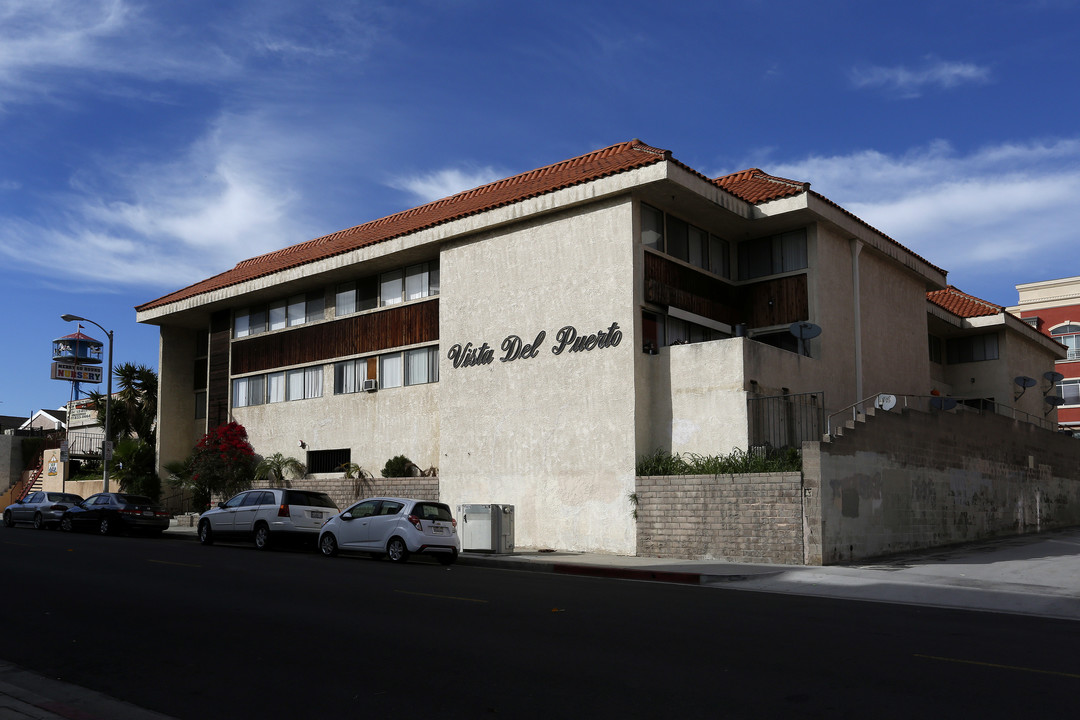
915,654,1080,679
394,590,487,603
147,559,201,568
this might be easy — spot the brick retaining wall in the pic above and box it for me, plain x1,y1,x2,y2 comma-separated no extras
635,472,804,564
286,476,439,511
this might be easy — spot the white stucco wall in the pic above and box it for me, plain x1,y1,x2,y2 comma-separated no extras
235,364,440,476
438,198,638,554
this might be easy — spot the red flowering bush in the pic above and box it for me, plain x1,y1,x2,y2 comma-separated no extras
186,422,257,506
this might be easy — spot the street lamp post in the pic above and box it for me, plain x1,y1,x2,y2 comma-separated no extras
61,314,113,492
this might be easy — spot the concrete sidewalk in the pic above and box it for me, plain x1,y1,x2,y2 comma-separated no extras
165,522,1080,620
0,661,175,720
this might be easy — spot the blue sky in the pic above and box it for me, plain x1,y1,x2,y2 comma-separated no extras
3,0,1080,417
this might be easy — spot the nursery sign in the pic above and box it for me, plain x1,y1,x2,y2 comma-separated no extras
447,322,623,370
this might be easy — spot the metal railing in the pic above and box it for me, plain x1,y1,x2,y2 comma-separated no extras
826,393,1059,437
747,391,826,450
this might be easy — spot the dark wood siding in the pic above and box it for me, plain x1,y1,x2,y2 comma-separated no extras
644,252,808,329
231,299,439,375
207,310,232,429
644,253,741,325
743,274,808,328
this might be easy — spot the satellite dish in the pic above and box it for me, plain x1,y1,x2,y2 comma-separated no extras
789,321,822,339
930,397,958,411
1045,394,1065,415
875,393,897,411
789,322,822,358
1043,371,1065,395
1014,375,1037,400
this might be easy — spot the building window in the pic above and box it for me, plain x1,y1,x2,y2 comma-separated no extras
641,204,664,249
232,366,323,408
380,353,403,388
1051,323,1080,358
946,334,999,364
1057,379,1080,405
235,293,324,337
404,347,439,385
640,204,730,278
928,334,943,364
406,262,439,300
194,391,207,419
641,310,720,350
335,277,378,316
307,448,350,474
738,229,808,280
375,261,440,307
333,359,369,394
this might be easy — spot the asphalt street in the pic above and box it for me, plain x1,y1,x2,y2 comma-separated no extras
2,525,1079,719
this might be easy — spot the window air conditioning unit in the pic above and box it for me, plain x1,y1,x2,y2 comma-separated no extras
362,379,378,392
1068,349,1080,361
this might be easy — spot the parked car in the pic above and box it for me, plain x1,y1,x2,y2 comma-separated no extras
60,493,171,536
197,488,338,550
3,491,85,530
318,497,460,565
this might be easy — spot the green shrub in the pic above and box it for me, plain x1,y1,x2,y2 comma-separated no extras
381,455,414,478
635,447,801,476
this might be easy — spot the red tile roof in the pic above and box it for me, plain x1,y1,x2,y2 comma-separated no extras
927,286,1004,318
714,169,809,203
137,139,674,312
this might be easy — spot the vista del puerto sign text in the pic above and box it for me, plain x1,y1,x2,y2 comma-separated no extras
447,322,623,369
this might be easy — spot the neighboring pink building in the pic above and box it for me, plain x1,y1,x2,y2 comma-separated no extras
1009,276,1080,432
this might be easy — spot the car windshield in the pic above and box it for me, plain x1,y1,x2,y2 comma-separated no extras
414,503,453,521
284,490,337,509
117,494,152,506
50,494,83,503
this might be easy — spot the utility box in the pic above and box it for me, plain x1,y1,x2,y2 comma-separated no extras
459,503,515,554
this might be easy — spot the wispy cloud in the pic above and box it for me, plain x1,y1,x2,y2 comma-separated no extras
0,112,310,288
389,167,505,204
850,57,990,98
735,138,1080,286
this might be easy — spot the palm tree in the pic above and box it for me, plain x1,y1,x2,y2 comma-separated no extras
254,453,306,487
87,363,158,444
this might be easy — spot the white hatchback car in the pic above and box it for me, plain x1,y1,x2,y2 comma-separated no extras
318,497,460,564
198,488,338,550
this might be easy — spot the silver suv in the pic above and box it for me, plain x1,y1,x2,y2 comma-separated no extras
197,488,338,550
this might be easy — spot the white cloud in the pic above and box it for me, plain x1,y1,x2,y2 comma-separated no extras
850,57,990,98
0,112,310,288
389,167,505,204
739,138,1080,285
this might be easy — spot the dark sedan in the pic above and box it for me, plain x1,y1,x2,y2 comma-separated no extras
61,493,171,536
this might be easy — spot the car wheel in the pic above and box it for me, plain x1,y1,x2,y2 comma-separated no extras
253,523,271,551
198,520,214,545
61,515,73,532
33,513,45,530
99,518,112,536
387,536,410,564
2,510,12,528
319,533,338,557
436,551,458,566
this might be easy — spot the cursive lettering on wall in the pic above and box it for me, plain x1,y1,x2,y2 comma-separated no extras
448,322,622,370
447,342,495,369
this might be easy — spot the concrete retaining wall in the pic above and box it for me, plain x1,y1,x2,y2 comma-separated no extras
807,407,1080,564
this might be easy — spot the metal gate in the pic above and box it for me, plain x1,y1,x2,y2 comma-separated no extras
747,391,825,450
